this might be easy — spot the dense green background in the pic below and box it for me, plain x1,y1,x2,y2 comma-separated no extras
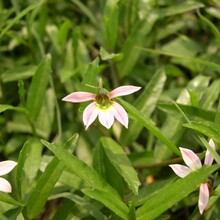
1,0,220,219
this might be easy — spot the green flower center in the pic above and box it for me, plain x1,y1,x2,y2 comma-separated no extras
95,89,110,107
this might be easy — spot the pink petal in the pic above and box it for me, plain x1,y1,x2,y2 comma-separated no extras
62,92,96,103
199,183,209,215
204,139,216,166
180,147,202,171
0,160,17,176
108,86,141,99
0,177,12,193
83,102,99,130
98,107,114,129
111,102,128,128
169,164,192,178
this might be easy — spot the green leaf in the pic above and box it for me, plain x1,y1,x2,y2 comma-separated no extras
184,121,220,143
16,138,42,199
102,0,119,49
156,1,204,18
0,104,27,114
71,0,97,26
100,47,123,61
26,54,52,121
118,99,180,156
136,164,219,220
197,10,220,47
0,0,43,38
117,1,204,77
121,69,166,145
154,75,210,161
138,47,220,72
161,36,200,58
1,66,37,82
117,13,157,78
26,134,79,219
133,178,176,207
51,192,106,220
81,57,100,93
0,192,23,206
183,121,220,165
101,137,140,195
83,188,128,220
41,139,129,219
201,79,220,109
93,142,125,196
158,102,215,122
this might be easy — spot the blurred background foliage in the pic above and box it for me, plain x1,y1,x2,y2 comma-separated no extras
1,0,220,219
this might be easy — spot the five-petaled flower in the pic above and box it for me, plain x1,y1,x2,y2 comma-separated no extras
62,85,141,130
169,139,216,215
0,160,17,193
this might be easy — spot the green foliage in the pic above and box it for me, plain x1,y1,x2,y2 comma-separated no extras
1,0,220,219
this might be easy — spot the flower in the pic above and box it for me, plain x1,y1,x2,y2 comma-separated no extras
169,139,216,215
0,160,17,193
62,85,141,130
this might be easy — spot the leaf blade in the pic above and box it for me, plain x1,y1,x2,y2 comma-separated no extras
26,54,52,120
101,137,140,195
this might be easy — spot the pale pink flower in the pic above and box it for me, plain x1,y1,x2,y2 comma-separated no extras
62,85,141,130
0,160,17,193
169,139,216,215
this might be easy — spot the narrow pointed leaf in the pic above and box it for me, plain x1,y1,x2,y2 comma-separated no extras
0,0,43,38
121,69,166,145
118,99,180,156
136,164,219,220
102,0,119,49
26,54,52,120
16,138,42,199
158,102,215,122
101,137,140,195
184,121,220,143
81,57,100,93
41,139,129,219
0,192,23,206
0,104,27,114
26,134,79,219
83,188,128,220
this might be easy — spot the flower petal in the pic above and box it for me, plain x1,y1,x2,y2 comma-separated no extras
180,147,202,171
204,139,216,166
169,164,192,178
199,183,209,215
0,177,12,193
108,86,141,99
0,160,17,176
62,92,96,103
98,107,114,129
83,102,99,130
111,102,128,128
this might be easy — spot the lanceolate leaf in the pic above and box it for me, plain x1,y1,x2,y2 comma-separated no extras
158,102,215,122
102,0,119,49
26,54,52,121
83,188,128,220
136,164,219,220
121,69,166,145
0,104,27,114
101,137,140,195
41,139,129,220
184,121,220,143
0,192,23,206
26,134,79,219
0,0,43,38
81,57,100,93
118,99,180,156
